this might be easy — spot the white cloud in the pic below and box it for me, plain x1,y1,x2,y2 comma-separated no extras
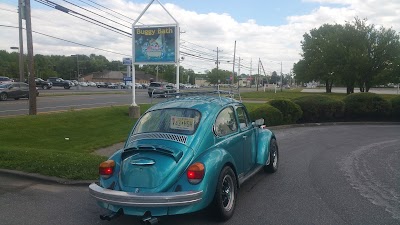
1,0,400,75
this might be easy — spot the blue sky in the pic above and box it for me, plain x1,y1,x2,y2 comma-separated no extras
133,0,344,26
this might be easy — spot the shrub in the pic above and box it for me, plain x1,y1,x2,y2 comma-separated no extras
343,92,391,120
293,95,344,122
249,104,283,126
269,99,303,124
390,95,400,120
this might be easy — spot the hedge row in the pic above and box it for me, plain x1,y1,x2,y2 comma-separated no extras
249,93,400,125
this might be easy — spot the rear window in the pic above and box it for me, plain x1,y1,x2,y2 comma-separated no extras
133,108,201,135
150,83,161,87
0,77,10,81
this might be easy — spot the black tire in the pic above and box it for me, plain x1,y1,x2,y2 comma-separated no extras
42,85,48,89
211,166,237,221
14,97,20,100
264,138,278,173
64,86,71,89
0,92,8,101
148,92,152,97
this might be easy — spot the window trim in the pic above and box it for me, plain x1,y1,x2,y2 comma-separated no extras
213,106,239,137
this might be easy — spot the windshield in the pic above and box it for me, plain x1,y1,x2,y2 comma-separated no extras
134,108,201,135
0,84,11,88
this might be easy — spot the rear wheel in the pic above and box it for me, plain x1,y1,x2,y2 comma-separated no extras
264,138,278,173
64,85,71,89
211,166,237,221
42,85,49,89
14,97,20,100
0,92,7,101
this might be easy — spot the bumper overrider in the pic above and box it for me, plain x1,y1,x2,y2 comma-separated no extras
89,183,203,207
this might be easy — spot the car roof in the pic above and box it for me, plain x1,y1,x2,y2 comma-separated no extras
147,96,240,115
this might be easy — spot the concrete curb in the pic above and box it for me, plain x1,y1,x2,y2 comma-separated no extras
0,169,96,186
1,122,399,185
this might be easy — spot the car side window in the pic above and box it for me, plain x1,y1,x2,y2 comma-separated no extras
214,107,238,137
236,107,251,129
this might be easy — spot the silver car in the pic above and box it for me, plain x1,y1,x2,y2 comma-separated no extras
147,82,176,97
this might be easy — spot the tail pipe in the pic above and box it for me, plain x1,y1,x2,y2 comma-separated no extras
140,211,159,225
99,208,123,221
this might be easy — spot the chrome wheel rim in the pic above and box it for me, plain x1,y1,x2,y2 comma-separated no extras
273,147,278,168
221,174,234,211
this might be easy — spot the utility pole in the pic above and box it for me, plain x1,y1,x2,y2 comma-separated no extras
18,0,25,82
156,65,159,82
25,0,36,115
280,61,283,92
214,47,222,84
232,41,236,86
257,58,260,91
237,57,241,88
250,59,252,88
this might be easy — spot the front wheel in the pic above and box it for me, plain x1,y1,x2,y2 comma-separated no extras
211,166,237,221
264,138,278,173
0,92,8,101
64,85,71,89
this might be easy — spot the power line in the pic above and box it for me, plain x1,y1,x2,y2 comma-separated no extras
0,24,130,56
60,0,131,29
80,0,139,24
35,0,132,37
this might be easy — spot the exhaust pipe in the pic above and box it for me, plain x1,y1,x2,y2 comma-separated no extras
140,211,159,225
99,208,123,221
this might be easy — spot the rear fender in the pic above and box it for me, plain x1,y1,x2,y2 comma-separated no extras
175,147,238,210
256,129,275,165
99,149,123,189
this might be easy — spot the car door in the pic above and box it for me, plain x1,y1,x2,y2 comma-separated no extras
214,106,245,174
235,106,256,173
8,83,19,98
19,83,29,97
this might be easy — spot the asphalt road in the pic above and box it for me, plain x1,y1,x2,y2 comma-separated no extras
0,125,399,225
0,86,263,117
0,88,161,117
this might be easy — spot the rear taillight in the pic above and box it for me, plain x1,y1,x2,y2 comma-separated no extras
187,162,205,184
99,160,115,179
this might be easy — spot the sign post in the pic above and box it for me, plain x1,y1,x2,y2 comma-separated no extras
129,0,180,119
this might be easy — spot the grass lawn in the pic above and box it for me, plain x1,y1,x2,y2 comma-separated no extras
240,88,396,101
0,90,395,180
0,105,151,180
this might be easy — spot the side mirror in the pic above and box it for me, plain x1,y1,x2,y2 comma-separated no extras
254,118,264,126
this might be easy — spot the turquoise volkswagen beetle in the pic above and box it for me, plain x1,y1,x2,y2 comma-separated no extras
89,95,279,224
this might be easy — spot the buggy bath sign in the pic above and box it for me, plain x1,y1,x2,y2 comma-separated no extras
133,26,177,64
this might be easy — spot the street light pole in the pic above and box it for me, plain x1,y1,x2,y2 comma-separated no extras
280,61,283,92
18,0,24,82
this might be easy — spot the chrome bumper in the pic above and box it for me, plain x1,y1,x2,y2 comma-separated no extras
89,183,203,207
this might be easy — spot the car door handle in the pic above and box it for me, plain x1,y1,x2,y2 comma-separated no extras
242,135,247,140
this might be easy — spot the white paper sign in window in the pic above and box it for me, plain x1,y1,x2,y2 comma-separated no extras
170,116,195,131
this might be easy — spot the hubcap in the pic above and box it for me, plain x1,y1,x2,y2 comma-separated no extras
221,175,234,211
273,148,278,168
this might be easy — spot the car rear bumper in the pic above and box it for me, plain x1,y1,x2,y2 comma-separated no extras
89,183,203,207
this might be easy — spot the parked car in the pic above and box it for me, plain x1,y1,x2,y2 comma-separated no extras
147,82,176,97
0,82,39,101
89,95,279,223
0,76,13,84
47,77,72,89
88,81,97,87
96,82,108,88
33,78,52,89
107,83,118,89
